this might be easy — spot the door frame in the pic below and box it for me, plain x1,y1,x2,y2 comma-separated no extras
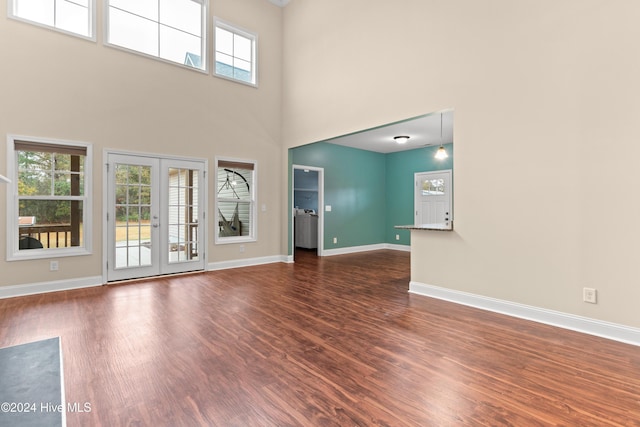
102,149,208,283
291,164,324,258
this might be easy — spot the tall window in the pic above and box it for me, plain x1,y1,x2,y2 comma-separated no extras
215,158,256,243
214,18,257,86
106,0,208,71
9,0,95,40
6,136,92,260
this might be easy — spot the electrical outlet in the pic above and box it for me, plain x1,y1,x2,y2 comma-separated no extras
395,234,400,240
50,261,59,272
239,245,245,253
333,237,337,244
583,287,597,304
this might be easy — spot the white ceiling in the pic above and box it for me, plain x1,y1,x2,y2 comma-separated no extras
322,110,454,154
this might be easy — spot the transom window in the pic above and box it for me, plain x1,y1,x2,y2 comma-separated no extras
106,0,208,71
214,18,257,86
9,0,95,40
215,158,257,243
6,136,93,260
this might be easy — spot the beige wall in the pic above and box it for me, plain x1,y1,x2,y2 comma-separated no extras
0,0,283,286
281,1,640,328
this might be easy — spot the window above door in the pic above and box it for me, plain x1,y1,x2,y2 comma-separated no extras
9,0,96,40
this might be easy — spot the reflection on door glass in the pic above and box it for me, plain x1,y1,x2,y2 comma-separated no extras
422,178,445,196
168,168,199,263
114,164,152,269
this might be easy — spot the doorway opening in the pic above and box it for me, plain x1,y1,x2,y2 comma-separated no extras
292,165,324,260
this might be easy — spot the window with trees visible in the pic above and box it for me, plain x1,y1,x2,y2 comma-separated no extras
215,158,256,243
9,0,95,40
6,136,92,260
214,18,257,86
106,0,208,71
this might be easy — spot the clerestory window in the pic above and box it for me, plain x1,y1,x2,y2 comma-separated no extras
9,0,95,40
106,0,208,71
214,18,257,86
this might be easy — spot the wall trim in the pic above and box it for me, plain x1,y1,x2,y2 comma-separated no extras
385,243,411,252
0,276,103,300
409,282,640,347
208,255,288,271
323,243,409,257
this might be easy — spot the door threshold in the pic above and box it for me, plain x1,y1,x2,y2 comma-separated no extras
106,269,206,285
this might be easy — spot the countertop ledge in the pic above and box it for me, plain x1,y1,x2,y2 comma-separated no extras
395,223,453,231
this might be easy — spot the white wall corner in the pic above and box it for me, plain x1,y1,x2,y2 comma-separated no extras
409,281,640,347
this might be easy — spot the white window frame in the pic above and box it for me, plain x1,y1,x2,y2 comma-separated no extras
8,0,96,41
214,17,258,87
105,0,209,73
6,135,93,261
214,157,257,244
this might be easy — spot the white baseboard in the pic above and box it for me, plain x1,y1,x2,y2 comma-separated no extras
208,255,288,271
0,276,103,299
409,282,640,347
323,243,410,257
385,243,411,252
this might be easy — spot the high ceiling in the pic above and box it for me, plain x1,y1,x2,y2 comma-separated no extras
266,0,453,154
322,111,454,154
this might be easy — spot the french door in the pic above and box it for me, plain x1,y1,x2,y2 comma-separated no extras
106,153,206,281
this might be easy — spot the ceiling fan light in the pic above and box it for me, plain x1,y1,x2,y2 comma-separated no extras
394,135,410,144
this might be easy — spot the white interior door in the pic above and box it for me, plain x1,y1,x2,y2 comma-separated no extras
106,153,206,281
415,170,452,227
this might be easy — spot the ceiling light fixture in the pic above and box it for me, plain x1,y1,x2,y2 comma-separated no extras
435,113,448,160
394,135,410,144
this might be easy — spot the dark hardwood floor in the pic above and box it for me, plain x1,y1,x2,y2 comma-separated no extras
1,249,640,426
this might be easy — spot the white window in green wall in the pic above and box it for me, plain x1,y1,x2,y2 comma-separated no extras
214,18,257,86
106,0,208,71
215,158,257,243
6,136,93,260
9,0,95,40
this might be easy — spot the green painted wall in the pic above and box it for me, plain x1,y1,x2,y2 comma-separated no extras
291,142,386,250
385,143,453,245
289,142,453,253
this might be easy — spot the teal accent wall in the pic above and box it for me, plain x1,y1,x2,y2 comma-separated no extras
385,143,453,245
291,142,386,250
289,142,453,253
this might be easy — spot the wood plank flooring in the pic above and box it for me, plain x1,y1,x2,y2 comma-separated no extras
1,249,640,426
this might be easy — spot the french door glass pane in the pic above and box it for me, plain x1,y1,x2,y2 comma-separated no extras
168,167,199,263
114,164,153,269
